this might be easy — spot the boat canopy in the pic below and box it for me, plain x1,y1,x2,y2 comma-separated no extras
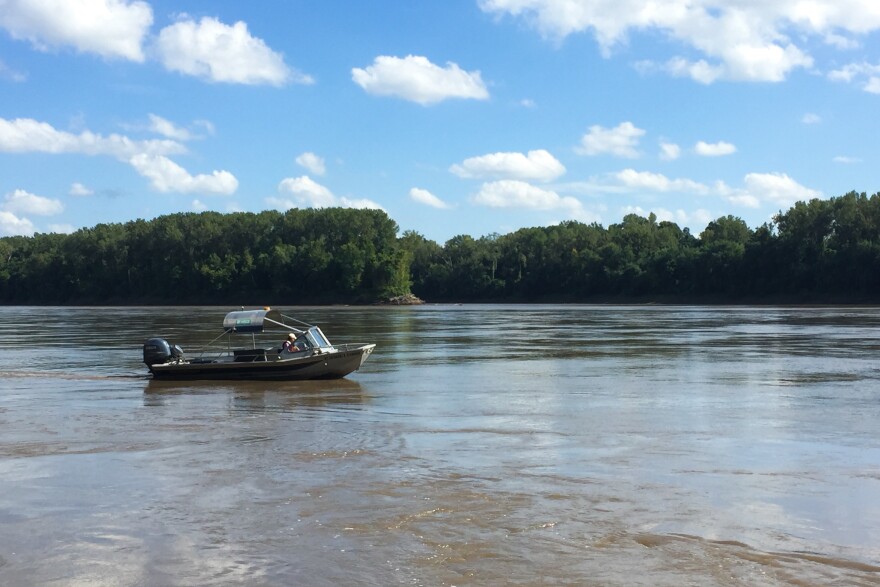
222,309,284,333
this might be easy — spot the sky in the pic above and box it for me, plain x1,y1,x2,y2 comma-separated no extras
1,0,879,243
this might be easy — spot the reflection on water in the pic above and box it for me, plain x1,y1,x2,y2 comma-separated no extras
1,305,879,586
143,378,368,409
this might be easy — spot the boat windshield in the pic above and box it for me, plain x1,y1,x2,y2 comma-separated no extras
306,327,332,349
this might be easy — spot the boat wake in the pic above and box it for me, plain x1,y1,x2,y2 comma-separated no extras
0,369,147,381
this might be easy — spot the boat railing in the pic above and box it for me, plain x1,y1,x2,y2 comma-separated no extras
334,342,374,352
181,312,360,361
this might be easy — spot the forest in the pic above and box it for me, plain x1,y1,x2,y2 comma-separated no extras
1,191,879,305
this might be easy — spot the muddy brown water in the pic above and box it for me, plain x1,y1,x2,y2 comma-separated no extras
1,305,879,586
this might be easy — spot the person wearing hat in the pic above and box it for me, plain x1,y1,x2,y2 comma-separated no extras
282,332,304,353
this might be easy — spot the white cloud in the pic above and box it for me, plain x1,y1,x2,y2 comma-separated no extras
576,122,645,158
129,154,238,195
296,152,326,176
352,55,489,105
833,155,862,164
191,199,208,211
472,180,583,213
47,223,75,234
824,33,859,50
559,171,709,198
725,192,762,208
3,189,63,215
276,176,336,207
0,0,152,61
193,119,216,136
802,113,821,124
688,208,714,227
156,16,307,86
0,58,26,82
695,140,737,156
0,117,184,158
273,176,383,210
614,169,710,194
621,205,713,229
0,210,35,236
69,182,93,196
718,42,812,83
148,114,194,141
557,168,819,213
450,149,565,181
338,196,384,210
663,57,724,84
0,117,236,196
865,77,880,94
478,0,880,83
122,114,214,140
659,142,681,161
828,61,880,93
828,63,861,83
741,172,821,207
410,187,451,209
635,57,724,84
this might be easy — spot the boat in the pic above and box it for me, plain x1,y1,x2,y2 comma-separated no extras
143,308,375,381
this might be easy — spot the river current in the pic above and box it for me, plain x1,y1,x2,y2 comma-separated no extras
0,305,878,586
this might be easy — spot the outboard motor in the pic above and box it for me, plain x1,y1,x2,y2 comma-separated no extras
144,337,184,366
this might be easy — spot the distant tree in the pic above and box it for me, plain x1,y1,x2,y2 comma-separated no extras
3,193,880,304
700,215,751,245
0,208,411,304
695,216,752,296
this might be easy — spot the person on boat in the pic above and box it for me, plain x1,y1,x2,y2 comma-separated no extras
282,332,304,353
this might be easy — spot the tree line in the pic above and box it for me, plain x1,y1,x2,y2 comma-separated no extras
0,208,410,304
1,191,879,304
403,190,880,302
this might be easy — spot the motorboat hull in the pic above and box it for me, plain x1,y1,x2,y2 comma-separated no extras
149,344,375,381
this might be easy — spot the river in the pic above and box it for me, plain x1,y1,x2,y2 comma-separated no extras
0,305,878,586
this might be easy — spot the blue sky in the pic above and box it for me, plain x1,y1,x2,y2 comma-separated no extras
1,0,879,243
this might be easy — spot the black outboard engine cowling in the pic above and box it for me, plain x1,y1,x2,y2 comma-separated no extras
144,337,175,366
